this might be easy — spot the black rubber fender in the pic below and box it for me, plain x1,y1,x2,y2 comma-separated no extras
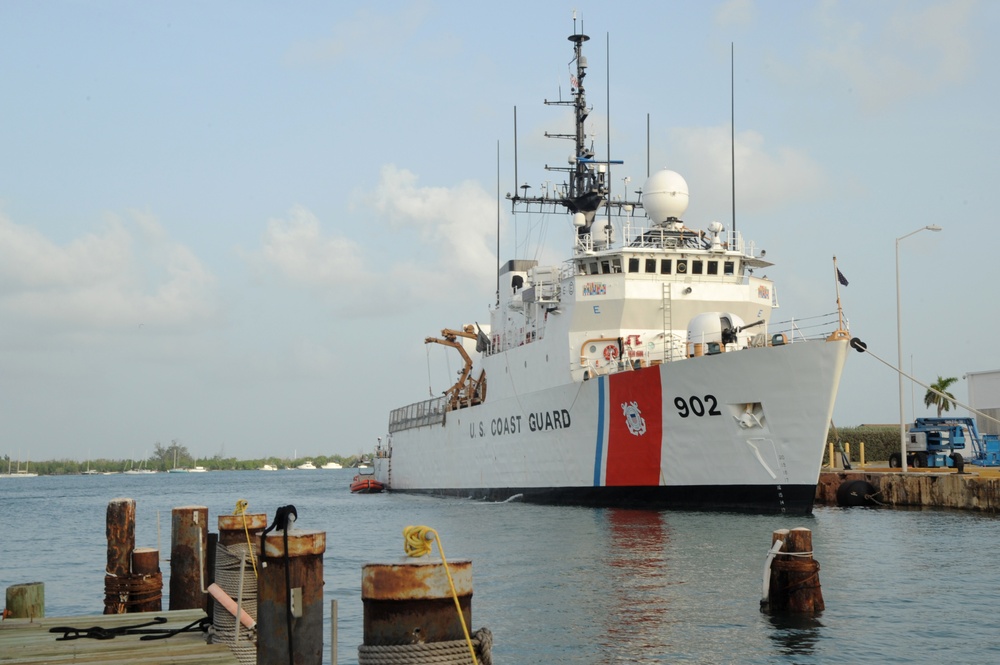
836,479,877,507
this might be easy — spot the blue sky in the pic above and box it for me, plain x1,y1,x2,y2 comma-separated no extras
1,0,995,461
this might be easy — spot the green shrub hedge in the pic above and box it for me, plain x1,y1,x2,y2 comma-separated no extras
826,425,900,462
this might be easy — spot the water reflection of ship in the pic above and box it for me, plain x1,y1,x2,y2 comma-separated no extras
601,509,674,654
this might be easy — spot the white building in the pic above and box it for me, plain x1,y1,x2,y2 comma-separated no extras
966,369,1000,435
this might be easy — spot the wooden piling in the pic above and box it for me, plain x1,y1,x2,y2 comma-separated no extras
257,529,326,665
131,547,162,612
5,582,44,619
104,498,135,614
170,506,208,611
765,527,824,613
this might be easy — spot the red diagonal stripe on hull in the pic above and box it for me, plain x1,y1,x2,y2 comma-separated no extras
606,368,663,485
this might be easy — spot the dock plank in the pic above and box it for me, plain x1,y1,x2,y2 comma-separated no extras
0,609,241,665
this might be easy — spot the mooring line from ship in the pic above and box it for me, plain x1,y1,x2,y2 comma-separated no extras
850,337,1000,429
401,525,480,665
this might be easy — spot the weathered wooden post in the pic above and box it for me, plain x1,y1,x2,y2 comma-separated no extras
104,498,135,614
764,527,824,613
170,506,208,610
5,582,44,619
131,547,162,612
257,527,326,665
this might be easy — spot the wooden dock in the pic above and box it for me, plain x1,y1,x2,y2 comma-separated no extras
0,609,240,665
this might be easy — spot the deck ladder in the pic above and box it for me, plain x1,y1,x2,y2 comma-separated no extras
662,282,673,363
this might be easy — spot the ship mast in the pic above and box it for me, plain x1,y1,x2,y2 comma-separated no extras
507,27,640,238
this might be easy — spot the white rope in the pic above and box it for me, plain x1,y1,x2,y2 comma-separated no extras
210,542,258,665
358,627,493,665
761,539,784,602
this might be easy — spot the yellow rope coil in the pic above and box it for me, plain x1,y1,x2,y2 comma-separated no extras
235,499,258,578
401,525,477,665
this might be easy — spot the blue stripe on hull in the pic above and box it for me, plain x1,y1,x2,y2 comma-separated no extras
592,376,606,486
386,484,817,515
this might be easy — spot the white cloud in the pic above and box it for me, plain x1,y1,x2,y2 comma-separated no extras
0,210,217,331
812,0,976,111
669,125,826,215
249,166,500,315
256,205,365,287
371,164,497,284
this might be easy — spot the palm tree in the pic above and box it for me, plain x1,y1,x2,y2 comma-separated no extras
924,376,958,417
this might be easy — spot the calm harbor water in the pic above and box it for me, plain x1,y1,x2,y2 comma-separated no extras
2,470,999,664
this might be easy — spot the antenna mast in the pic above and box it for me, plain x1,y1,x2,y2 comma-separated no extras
506,20,640,241
731,42,736,235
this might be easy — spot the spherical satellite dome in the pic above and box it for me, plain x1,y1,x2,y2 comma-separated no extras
643,169,689,223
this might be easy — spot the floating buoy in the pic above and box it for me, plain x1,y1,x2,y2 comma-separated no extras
836,479,877,507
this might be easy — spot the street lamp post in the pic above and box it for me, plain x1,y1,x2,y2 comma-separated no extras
896,224,942,472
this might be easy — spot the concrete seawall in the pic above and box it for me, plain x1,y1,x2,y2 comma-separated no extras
817,466,1000,512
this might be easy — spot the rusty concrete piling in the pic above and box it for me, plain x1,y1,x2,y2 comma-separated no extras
104,498,136,614
170,506,208,611
361,559,473,645
763,527,824,614
257,527,326,665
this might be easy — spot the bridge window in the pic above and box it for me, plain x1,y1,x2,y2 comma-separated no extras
724,260,735,275
707,261,718,276
692,260,704,275
645,258,656,273
660,259,672,274
628,258,640,273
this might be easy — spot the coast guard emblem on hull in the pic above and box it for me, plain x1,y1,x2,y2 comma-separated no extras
621,401,647,436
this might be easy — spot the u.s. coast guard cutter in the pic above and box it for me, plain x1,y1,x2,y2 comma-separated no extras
374,27,849,514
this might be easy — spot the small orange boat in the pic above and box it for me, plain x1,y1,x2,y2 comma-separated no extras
350,470,384,494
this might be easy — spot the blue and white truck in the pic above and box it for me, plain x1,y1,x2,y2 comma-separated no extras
889,417,1000,469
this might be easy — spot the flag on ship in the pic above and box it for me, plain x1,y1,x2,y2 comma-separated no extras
837,268,849,286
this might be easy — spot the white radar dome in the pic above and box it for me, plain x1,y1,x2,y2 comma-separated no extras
643,169,689,224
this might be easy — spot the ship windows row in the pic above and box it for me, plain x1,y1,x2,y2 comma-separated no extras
626,257,735,277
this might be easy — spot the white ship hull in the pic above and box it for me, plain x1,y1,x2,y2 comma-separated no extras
376,338,847,514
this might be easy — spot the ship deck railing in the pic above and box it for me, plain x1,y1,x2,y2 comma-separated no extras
573,225,761,258
388,396,448,433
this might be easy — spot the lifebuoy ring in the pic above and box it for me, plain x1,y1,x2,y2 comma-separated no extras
603,345,619,361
